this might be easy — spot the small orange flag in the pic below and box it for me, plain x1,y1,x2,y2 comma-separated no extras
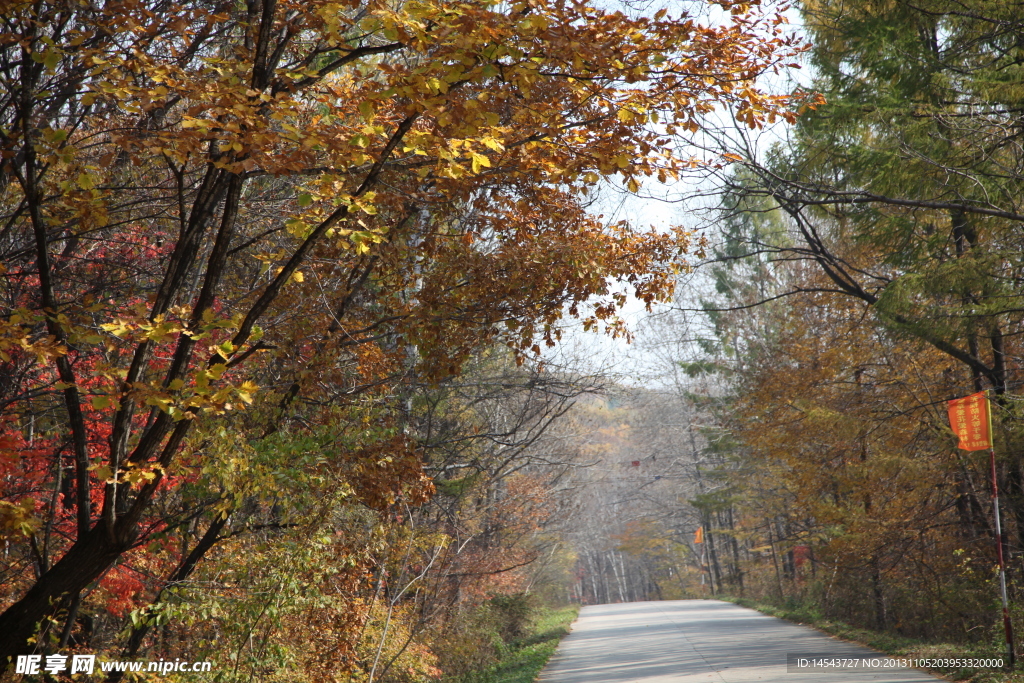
694,527,704,544
947,391,993,451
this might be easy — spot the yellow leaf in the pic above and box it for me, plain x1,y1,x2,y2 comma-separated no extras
76,172,95,190
470,152,492,174
482,137,505,152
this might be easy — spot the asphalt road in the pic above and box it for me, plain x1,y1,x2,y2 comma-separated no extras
538,600,946,682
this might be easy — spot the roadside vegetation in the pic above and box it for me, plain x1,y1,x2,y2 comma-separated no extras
445,601,578,683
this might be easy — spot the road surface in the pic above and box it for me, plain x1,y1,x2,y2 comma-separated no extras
538,600,946,682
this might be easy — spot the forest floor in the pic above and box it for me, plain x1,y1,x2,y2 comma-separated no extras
722,596,1019,683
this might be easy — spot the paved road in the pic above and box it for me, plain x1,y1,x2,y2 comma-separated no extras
538,600,945,682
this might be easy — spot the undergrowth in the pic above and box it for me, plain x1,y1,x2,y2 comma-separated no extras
443,603,578,683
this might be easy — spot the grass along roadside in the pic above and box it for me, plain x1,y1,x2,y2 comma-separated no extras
451,604,578,683
719,595,1016,683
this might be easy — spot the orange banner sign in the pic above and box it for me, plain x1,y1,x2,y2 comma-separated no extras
947,391,992,451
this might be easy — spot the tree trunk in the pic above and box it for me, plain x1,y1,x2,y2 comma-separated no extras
871,561,886,631
0,525,128,669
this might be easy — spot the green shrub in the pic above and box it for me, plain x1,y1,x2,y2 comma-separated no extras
488,593,536,643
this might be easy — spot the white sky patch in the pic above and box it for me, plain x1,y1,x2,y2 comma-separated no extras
545,0,812,384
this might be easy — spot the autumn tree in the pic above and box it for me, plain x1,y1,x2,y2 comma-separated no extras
731,288,999,637
656,184,1007,638
371,351,599,677
712,0,1024,542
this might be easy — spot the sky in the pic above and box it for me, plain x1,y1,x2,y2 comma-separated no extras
543,0,812,387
